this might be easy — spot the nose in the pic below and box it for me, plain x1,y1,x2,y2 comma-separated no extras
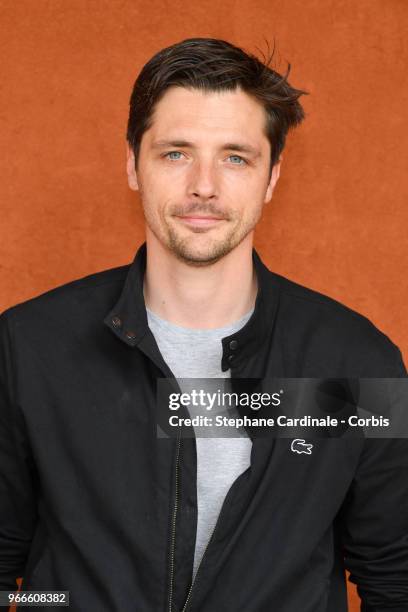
188,158,219,200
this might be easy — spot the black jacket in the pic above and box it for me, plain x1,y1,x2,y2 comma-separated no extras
0,241,407,612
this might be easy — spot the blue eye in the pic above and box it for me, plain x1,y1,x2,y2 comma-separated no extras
228,155,246,165
166,151,183,160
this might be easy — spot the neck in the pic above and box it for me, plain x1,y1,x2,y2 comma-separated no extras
143,233,257,330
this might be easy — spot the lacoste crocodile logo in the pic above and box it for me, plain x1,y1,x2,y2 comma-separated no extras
291,439,313,455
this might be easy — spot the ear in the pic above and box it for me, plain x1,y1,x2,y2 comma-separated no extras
264,156,282,203
126,144,139,191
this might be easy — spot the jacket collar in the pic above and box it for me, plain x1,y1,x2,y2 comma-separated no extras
104,241,281,372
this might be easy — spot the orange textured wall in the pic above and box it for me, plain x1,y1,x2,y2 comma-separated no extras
2,2,407,611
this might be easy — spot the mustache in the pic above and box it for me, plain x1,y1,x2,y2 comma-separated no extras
171,203,228,219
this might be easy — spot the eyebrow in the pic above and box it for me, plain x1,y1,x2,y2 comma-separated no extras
151,139,261,157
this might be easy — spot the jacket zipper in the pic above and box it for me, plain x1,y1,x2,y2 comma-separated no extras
168,377,245,611
180,473,237,612
168,429,182,612
180,524,215,612
168,430,224,612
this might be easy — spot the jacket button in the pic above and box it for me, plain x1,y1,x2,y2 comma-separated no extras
111,315,122,328
228,354,235,363
229,340,238,350
125,330,137,340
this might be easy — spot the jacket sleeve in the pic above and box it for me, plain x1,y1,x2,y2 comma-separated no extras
0,309,39,602
340,345,408,611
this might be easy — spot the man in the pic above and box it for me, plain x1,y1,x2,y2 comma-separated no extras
0,37,407,612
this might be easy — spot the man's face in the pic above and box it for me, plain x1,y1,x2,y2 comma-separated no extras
127,86,281,266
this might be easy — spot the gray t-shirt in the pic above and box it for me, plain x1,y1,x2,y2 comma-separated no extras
146,306,254,579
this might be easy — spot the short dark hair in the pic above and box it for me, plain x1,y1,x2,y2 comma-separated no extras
127,38,308,174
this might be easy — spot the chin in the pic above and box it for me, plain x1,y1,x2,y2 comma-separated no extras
169,237,237,267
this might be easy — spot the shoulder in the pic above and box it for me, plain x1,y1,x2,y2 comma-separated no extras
276,271,378,330
269,271,406,376
0,263,130,337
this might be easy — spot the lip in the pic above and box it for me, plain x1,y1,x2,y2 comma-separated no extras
175,215,225,227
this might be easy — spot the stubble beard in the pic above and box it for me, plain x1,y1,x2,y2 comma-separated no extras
142,193,262,267
166,223,239,266
162,213,260,267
